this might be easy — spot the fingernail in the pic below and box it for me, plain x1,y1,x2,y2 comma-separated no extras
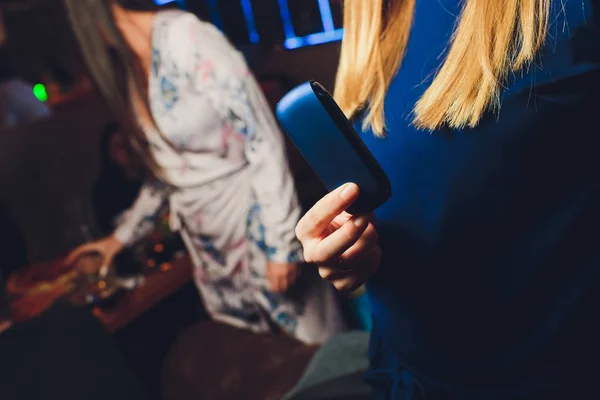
353,215,368,228
340,183,358,201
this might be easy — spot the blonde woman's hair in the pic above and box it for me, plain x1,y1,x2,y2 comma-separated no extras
334,0,551,135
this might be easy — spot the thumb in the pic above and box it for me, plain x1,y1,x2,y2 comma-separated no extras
65,246,88,265
295,183,360,242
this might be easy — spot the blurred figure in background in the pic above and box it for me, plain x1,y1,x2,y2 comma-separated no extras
0,47,51,129
65,0,344,344
93,123,143,235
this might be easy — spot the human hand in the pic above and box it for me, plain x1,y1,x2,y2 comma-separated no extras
295,183,381,292
65,235,124,275
266,262,299,293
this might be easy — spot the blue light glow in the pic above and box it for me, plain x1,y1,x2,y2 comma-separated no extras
277,0,296,38
206,0,223,31
240,0,260,43
283,37,304,49
317,0,335,32
284,28,343,50
153,0,177,5
278,0,343,50
169,0,344,50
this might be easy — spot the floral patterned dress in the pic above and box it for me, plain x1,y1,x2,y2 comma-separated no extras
113,10,345,344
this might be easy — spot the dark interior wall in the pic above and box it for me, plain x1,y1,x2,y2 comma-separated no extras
255,41,341,90
0,98,112,263
2,0,85,83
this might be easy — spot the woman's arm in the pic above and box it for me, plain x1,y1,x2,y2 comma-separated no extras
65,181,168,267
113,180,169,246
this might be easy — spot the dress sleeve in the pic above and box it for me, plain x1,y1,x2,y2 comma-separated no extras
241,71,304,264
113,181,168,246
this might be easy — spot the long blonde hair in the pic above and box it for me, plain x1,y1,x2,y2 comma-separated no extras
334,0,551,135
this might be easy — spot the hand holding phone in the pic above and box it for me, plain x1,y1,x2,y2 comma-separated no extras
294,183,382,292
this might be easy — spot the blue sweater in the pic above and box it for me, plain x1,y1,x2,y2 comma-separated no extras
361,0,600,389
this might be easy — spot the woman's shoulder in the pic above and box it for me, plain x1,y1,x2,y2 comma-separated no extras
153,9,243,73
155,10,232,51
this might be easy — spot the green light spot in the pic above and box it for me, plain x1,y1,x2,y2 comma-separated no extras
33,83,48,102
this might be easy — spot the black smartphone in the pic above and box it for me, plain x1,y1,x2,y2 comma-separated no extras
276,81,391,214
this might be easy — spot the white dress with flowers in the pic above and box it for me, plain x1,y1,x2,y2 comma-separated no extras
112,10,345,344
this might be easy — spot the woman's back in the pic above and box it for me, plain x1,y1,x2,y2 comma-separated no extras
362,0,600,391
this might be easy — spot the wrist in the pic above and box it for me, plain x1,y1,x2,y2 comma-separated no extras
108,235,125,253
267,247,303,265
